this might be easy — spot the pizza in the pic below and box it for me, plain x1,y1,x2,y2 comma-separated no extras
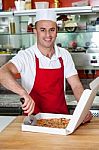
36,118,70,128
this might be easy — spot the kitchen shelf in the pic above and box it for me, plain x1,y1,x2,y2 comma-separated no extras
0,6,99,68
0,32,34,35
92,6,99,12
0,6,99,17
0,11,13,17
1,30,99,35
58,30,87,33
59,30,99,33
0,6,95,17
13,6,93,16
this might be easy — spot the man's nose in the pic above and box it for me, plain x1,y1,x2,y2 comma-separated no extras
46,30,51,36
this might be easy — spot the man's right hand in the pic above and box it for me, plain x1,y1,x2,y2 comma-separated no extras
21,94,35,116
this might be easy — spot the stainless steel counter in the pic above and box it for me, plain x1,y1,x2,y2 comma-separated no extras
0,94,20,107
0,94,99,108
0,94,22,115
71,52,99,69
66,95,99,117
66,95,99,107
0,94,99,116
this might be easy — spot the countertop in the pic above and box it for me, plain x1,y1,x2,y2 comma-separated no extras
0,116,99,150
0,116,16,132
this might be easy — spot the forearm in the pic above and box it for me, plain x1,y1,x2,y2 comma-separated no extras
72,82,84,102
0,63,35,115
67,75,92,123
0,65,27,97
67,75,84,102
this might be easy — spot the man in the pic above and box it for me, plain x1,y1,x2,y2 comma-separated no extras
0,9,92,123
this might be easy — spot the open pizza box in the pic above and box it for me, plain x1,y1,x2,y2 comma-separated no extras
22,77,99,135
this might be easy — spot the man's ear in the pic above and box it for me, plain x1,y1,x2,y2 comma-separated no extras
56,26,58,32
33,28,37,34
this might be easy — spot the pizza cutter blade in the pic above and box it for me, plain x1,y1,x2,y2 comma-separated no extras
20,98,37,126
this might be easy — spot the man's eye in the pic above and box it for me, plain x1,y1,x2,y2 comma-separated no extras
50,28,55,32
40,29,45,31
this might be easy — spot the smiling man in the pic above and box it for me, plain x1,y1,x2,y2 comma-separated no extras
0,9,92,123
34,20,57,58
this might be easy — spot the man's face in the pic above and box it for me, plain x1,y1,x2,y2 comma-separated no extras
34,20,57,50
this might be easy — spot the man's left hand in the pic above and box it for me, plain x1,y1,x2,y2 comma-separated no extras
82,111,93,124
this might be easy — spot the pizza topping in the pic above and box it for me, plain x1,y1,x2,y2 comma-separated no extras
36,118,70,128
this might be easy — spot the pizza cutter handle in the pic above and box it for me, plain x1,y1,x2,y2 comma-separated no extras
20,97,25,104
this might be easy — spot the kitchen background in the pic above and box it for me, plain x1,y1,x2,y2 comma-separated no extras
0,0,99,116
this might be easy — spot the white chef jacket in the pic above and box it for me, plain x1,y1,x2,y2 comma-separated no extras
10,43,77,93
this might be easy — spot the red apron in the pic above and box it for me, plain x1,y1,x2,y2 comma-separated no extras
29,55,68,114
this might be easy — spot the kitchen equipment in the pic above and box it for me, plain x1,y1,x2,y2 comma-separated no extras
0,54,15,67
90,0,99,6
25,0,31,10
27,17,33,32
9,17,16,34
72,0,89,7
64,15,78,32
0,0,2,10
57,14,68,31
20,98,37,125
71,52,99,67
90,110,99,117
86,47,99,53
35,2,49,9
15,0,25,11
54,0,60,8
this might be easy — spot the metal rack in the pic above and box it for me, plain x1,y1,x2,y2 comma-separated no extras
0,6,97,17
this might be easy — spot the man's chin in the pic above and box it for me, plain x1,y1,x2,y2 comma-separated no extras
45,42,54,47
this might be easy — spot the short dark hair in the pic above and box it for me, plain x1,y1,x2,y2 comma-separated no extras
35,22,38,29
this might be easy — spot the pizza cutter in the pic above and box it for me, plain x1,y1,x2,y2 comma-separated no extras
20,98,37,126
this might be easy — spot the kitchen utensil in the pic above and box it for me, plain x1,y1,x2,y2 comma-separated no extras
15,0,25,11
35,2,49,9
20,98,37,125
64,15,78,32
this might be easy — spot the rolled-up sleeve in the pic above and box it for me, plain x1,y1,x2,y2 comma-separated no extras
63,50,77,78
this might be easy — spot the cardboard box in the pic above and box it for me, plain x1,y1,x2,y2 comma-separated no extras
22,77,99,135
